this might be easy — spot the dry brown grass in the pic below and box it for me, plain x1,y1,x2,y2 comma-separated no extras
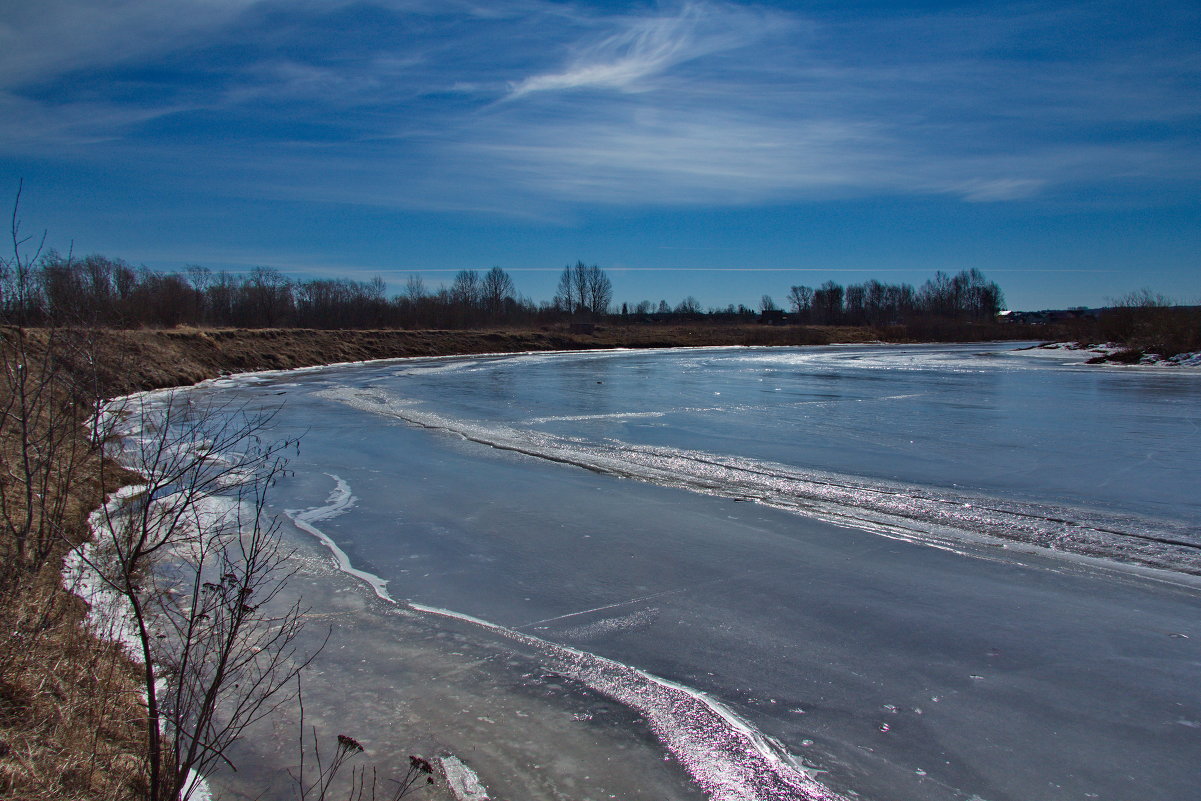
0,567,147,801
1,328,149,800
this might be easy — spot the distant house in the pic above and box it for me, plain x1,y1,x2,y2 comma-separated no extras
757,309,787,326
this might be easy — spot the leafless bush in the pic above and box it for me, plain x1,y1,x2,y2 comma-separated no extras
0,186,339,801
1096,290,1201,356
0,328,100,578
82,390,314,801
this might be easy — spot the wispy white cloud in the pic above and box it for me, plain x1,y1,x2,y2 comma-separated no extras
506,1,785,97
0,0,1197,216
467,1,1198,208
458,106,889,205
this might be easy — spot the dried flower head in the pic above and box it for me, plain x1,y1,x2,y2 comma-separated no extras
337,734,364,754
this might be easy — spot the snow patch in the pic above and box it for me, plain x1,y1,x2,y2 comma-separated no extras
439,755,490,801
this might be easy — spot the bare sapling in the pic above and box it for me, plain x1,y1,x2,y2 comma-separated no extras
83,389,314,801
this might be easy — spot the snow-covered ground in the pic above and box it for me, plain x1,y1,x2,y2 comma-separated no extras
1025,341,1201,366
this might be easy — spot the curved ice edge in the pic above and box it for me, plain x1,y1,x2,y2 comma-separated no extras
316,386,1201,580
113,344,717,405
283,475,394,602
409,602,845,801
68,483,222,801
288,478,846,801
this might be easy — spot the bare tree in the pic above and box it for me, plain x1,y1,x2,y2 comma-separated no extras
1,325,318,801
582,263,612,316
480,267,515,321
86,392,313,801
1,179,47,325
812,281,844,324
404,274,426,302
787,285,813,322
554,264,583,314
1,188,321,800
843,284,865,325
0,189,99,581
245,267,294,327
0,325,109,728
449,269,480,308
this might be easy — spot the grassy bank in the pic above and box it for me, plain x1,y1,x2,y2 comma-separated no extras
69,325,855,393
1,328,146,800
66,321,1043,395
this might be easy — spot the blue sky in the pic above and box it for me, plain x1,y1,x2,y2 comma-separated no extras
1,0,1198,311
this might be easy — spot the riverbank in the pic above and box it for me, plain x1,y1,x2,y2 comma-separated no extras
66,325,856,395
1029,341,1201,367
0,323,1040,800
3,324,839,800
26,322,1038,397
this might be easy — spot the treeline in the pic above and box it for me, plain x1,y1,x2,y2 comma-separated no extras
782,269,1003,325
2,247,1007,332
0,253,571,329
620,270,1004,326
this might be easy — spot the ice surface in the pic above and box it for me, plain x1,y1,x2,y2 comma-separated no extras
314,383,1201,575
287,475,848,801
157,343,1201,801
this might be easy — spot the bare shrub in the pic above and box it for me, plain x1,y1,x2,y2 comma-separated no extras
1097,290,1201,357
82,390,313,801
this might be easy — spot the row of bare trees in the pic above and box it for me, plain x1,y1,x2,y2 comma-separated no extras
0,255,393,329
4,204,1009,333
0,248,618,329
614,270,1005,326
783,270,1005,325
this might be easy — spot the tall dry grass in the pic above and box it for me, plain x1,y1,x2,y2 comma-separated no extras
0,327,148,800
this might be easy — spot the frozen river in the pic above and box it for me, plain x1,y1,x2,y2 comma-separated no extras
193,343,1201,801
